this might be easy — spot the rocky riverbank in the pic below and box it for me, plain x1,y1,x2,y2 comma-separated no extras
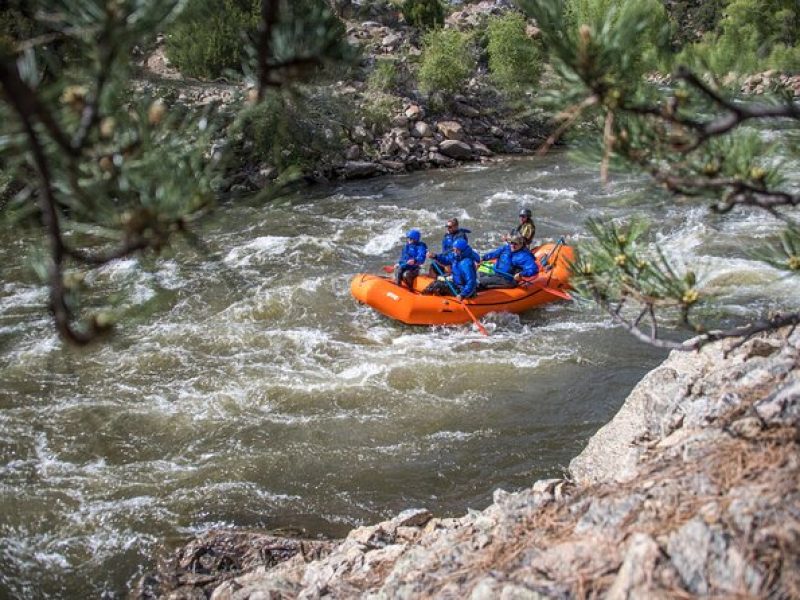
135,1,553,194
134,327,800,599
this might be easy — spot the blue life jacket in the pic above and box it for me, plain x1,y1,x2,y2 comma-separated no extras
434,246,480,267
399,241,427,269
442,228,471,254
481,244,538,280
451,251,477,297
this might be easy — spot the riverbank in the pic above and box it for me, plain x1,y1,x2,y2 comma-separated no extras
133,2,555,195
134,327,800,598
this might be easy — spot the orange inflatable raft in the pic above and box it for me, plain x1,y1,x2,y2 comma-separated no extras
350,242,574,326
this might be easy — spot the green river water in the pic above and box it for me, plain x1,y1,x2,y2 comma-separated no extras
1,153,797,597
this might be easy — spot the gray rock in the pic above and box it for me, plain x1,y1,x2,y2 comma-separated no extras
439,139,473,160
454,101,481,118
436,120,465,141
392,508,433,528
345,144,361,160
471,141,493,156
575,494,644,534
755,380,800,427
428,151,456,167
412,121,433,138
570,345,719,485
405,104,422,120
382,33,403,48
339,160,382,179
667,518,714,594
606,533,661,600
391,115,410,128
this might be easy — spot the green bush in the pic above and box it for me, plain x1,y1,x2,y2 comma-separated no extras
231,89,353,172
679,0,800,74
362,92,401,133
400,0,445,30
418,28,475,95
564,0,672,73
166,0,259,80
368,58,399,92
666,0,726,48
486,12,542,95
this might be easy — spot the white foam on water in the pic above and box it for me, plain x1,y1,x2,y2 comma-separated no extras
223,236,292,267
91,257,140,282
427,430,476,442
130,281,156,305
528,187,580,205
154,260,184,290
32,551,70,570
335,361,389,383
361,223,406,255
0,283,47,312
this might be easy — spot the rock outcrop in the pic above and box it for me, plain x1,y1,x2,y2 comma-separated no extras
136,327,800,599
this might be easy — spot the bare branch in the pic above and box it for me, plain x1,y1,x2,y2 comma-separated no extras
15,107,105,345
0,60,76,156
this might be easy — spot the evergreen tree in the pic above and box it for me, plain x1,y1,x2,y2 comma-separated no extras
0,0,353,345
521,0,800,350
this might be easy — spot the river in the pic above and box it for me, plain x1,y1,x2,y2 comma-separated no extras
1,153,797,597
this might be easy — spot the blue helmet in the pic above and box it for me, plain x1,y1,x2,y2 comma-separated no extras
406,229,421,242
453,238,469,252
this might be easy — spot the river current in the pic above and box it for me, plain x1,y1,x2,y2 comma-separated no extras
1,154,797,597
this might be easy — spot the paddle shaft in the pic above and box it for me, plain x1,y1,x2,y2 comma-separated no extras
431,262,488,336
488,266,571,301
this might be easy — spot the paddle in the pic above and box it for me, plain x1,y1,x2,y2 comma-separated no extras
489,266,572,301
431,261,488,336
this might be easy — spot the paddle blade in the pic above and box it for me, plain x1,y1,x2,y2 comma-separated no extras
461,301,489,336
544,286,572,301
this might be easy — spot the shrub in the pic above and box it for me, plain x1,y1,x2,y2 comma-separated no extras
418,28,475,95
166,0,259,80
486,12,542,95
400,0,445,30
362,92,401,133
230,89,353,172
679,0,800,75
564,0,672,73
368,58,399,93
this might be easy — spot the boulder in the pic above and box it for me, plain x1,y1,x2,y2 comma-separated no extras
436,120,466,141
412,121,433,138
339,161,383,179
439,139,473,160
454,101,481,118
405,104,423,120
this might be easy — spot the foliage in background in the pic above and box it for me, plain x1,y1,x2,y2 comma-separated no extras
521,0,800,350
665,0,726,48
367,58,400,93
230,88,353,172
399,0,445,30
0,3,38,53
678,0,800,74
564,0,672,74
166,0,353,81
486,12,542,96
418,28,475,96
361,92,402,133
166,0,260,79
